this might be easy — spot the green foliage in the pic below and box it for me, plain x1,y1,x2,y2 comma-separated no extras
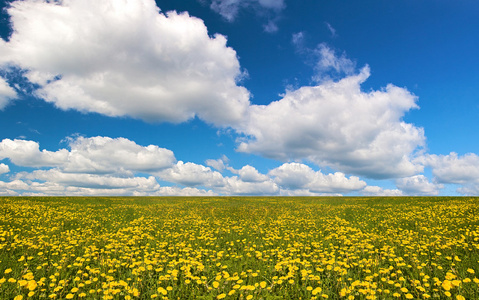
0,197,478,299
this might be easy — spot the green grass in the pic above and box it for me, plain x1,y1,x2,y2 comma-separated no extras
0,196,478,299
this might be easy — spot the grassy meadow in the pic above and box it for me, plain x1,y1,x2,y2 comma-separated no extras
0,196,478,300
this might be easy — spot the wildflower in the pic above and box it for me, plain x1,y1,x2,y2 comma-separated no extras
217,294,226,299
442,280,452,291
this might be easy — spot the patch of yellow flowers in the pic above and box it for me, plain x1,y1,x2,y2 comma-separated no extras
0,196,478,299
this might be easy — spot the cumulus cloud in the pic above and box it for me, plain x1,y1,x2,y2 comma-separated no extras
269,162,366,193
0,139,69,167
361,185,403,196
0,177,214,196
219,176,279,195
236,67,425,179
421,152,479,184
0,136,175,173
395,175,443,195
205,156,229,172
18,169,160,190
209,0,284,22
64,136,175,174
157,161,226,187
1,0,250,127
0,77,17,109
0,163,10,174
419,152,479,195
237,165,270,182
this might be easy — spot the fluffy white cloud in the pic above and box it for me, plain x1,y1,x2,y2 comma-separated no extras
361,185,403,196
421,152,479,184
419,152,479,196
269,162,366,193
210,0,284,22
1,0,250,126
0,77,17,109
236,67,425,179
205,156,228,172
157,161,226,187
0,163,9,174
64,136,175,173
220,177,279,195
0,136,175,173
18,169,160,190
237,165,270,182
0,177,214,196
0,139,69,167
395,175,443,195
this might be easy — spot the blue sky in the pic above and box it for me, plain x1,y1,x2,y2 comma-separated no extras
0,0,478,196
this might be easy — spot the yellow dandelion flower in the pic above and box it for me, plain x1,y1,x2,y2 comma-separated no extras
442,280,452,291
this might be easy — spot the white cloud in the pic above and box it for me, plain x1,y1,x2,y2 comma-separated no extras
1,0,250,127
0,163,9,174
236,67,425,179
263,19,279,33
237,165,270,182
361,185,403,196
220,176,279,195
0,176,215,196
0,77,17,109
313,43,355,81
0,139,69,167
210,0,284,22
421,152,479,184
269,162,366,193
205,157,228,172
325,22,337,38
158,161,278,195
18,169,161,190
64,136,175,173
157,161,226,187
0,136,175,173
420,152,479,196
151,186,217,196
395,175,443,195
291,32,305,47
456,185,479,196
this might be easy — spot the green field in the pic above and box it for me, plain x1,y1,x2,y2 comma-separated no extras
0,197,478,300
